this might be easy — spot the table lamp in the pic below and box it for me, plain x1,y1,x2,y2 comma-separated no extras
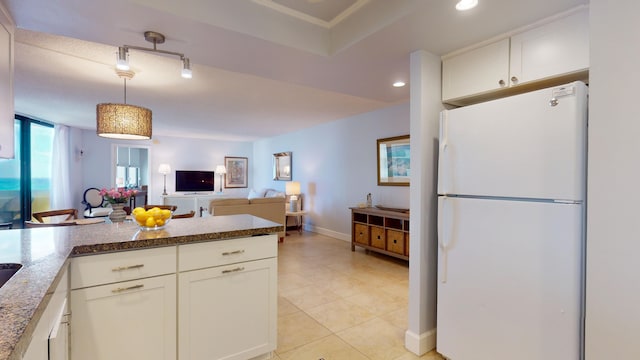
285,181,300,212
215,165,227,193
158,164,171,195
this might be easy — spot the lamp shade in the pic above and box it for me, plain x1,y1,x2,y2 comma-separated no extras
158,164,171,175
215,165,227,174
97,103,152,140
285,181,300,195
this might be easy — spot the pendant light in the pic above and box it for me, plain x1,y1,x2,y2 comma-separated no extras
96,70,152,140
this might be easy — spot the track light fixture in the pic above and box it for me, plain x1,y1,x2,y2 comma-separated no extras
116,31,192,79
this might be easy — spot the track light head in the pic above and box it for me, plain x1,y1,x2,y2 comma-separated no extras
181,58,192,79
116,47,129,70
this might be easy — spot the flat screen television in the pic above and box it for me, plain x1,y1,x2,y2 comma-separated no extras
175,170,215,192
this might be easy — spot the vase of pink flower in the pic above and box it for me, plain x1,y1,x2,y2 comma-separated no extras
100,188,137,223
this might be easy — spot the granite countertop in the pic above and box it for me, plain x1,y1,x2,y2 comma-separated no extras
0,214,282,360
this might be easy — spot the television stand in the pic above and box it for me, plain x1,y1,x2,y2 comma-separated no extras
162,193,228,216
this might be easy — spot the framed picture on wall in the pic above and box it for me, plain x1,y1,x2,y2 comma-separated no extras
224,156,248,188
377,135,410,186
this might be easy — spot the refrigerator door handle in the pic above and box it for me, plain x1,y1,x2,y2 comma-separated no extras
439,112,450,194
438,196,451,283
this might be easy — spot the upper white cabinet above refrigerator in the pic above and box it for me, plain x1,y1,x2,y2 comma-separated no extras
442,7,589,106
441,38,511,104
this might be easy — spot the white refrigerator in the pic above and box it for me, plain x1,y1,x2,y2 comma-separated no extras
436,81,587,360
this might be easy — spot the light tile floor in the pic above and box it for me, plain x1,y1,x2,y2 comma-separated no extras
274,231,444,360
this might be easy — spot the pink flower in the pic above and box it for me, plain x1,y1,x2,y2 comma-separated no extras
100,187,137,204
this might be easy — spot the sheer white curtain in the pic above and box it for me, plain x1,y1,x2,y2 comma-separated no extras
51,124,72,209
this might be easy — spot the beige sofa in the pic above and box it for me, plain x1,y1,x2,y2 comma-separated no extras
209,196,286,239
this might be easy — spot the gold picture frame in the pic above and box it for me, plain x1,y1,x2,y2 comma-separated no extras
224,156,248,188
377,135,410,186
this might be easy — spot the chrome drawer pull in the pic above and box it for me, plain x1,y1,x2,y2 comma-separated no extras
222,250,245,256
112,264,145,272
111,284,144,293
222,267,245,274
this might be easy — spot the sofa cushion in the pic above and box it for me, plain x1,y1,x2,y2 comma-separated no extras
209,198,250,206
248,188,267,199
250,197,286,205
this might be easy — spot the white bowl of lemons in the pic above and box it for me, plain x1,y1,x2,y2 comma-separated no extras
132,207,172,231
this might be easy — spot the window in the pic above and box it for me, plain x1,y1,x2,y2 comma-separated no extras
0,116,54,228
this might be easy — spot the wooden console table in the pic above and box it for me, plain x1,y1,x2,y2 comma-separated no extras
350,207,409,261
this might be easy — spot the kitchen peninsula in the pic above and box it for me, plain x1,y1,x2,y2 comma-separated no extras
0,215,282,360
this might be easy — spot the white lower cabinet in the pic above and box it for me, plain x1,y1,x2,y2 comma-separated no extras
67,235,277,360
69,246,177,360
70,274,177,360
22,267,69,360
178,257,277,360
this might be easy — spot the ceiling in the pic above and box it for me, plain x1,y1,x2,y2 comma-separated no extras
1,0,588,141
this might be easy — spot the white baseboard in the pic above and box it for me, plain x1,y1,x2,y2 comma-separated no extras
304,224,350,242
405,328,436,356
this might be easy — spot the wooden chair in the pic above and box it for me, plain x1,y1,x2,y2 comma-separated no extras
32,209,78,223
144,205,178,212
25,220,77,228
172,211,196,219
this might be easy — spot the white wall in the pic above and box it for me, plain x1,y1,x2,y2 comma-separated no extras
253,103,410,240
77,130,253,212
405,50,443,355
586,1,640,359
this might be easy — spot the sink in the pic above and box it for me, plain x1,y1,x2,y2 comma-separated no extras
0,263,22,288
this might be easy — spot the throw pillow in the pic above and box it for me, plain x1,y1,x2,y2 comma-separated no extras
265,190,285,198
248,188,268,199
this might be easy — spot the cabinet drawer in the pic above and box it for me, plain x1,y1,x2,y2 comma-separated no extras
386,230,405,255
354,223,369,245
370,226,385,249
71,246,176,289
179,234,277,272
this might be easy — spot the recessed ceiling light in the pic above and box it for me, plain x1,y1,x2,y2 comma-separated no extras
393,81,406,88
456,0,478,11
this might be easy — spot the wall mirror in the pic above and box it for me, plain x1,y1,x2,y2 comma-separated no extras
273,151,292,181
112,145,150,190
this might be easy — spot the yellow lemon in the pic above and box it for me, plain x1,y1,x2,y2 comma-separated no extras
131,207,145,215
134,211,149,225
155,218,165,227
161,209,171,220
145,217,156,227
148,208,162,220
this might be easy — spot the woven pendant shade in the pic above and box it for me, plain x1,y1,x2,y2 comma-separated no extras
96,103,152,140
